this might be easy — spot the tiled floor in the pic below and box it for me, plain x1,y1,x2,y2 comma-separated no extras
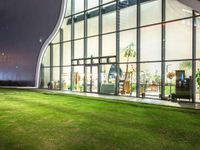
36,89,200,110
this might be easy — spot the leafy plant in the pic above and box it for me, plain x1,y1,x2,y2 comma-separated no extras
196,69,200,99
196,69,200,88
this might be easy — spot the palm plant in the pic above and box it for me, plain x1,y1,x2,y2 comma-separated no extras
123,42,136,74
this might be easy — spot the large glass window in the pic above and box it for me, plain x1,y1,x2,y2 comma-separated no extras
120,3,137,30
140,63,161,98
63,42,71,66
165,19,192,60
74,39,84,59
140,0,161,26
166,0,192,21
102,33,116,56
120,30,137,63
87,36,99,58
140,25,161,61
53,44,60,66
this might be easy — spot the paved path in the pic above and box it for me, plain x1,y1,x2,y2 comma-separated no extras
36,89,200,110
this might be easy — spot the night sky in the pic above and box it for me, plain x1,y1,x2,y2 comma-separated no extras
0,0,62,86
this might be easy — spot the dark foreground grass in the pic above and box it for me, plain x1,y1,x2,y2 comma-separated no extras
0,89,200,150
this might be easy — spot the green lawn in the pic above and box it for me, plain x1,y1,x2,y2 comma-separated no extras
0,89,200,150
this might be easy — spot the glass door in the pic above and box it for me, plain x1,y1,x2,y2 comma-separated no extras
86,65,98,93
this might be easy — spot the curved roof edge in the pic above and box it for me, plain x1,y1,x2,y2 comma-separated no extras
178,0,200,12
35,0,67,87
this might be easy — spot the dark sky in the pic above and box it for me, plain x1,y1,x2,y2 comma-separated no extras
0,0,62,85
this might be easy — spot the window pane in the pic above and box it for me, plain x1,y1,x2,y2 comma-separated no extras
63,42,71,65
62,67,71,90
103,0,114,4
140,25,161,61
52,31,60,44
140,63,161,98
88,0,99,9
62,18,71,41
196,17,200,59
53,67,60,89
74,17,84,39
73,66,84,92
74,39,84,59
102,3,116,34
166,0,192,21
102,33,116,56
74,0,84,14
53,44,60,66
120,3,137,30
87,36,99,58
141,0,161,26
40,67,50,88
100,64,116,94
165,19,192,60
119,64,137,96
42,46,50,66
65,0,71,16
165,61,192,99
87,10,99,36
120,30,137,63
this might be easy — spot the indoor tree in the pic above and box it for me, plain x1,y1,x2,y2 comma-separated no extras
123,42,136,75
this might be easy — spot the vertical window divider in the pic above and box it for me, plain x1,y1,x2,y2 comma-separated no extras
50,43,53,82
116,0,120,95
71,0,75,91
192,10,197,103
60,29,64,90
98,0,103,93
84,0,88,92
161,0,166,99
136,0,141,98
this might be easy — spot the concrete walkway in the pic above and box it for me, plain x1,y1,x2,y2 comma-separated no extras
36,89,200,110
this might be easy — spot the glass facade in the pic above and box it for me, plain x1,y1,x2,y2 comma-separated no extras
40,0,200,103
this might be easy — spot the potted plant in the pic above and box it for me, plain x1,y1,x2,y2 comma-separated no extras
196,69,200,99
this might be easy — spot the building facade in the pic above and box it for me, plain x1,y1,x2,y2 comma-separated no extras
40,0,200,102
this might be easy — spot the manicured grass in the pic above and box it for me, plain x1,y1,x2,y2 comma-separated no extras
0,89,200,150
